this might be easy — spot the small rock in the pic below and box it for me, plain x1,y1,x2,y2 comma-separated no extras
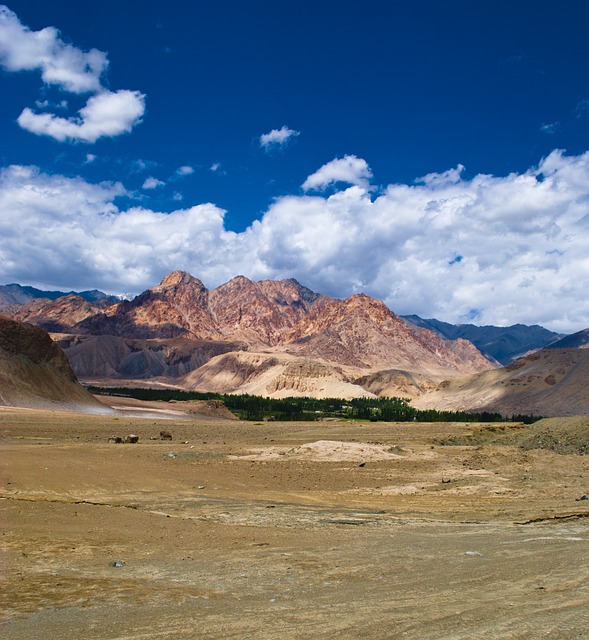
167,452,177,459
112,560,125,567
124,434,139,444
358,461,366,468
575,495,588,501
197,485,206,489
464,551,483,557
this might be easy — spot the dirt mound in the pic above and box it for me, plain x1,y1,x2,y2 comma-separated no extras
282,440,401,461
236,439,435,462
441,416,589,455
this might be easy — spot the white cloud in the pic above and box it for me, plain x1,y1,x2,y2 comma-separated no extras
302,155,373,191
17,89,145,143
84,153,96,164
210,162,221,172
416,164,464,188
142,177,165,189
0,5,107,93
259,125,300,150
0,6,145,142
2,150,589,332
176,166,194,176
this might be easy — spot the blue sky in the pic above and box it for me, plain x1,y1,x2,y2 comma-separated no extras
1,1,589,332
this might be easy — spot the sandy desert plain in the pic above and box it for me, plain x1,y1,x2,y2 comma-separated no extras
1,399,589,639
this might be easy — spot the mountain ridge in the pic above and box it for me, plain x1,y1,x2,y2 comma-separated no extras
4,271,495,399
402,315,563,365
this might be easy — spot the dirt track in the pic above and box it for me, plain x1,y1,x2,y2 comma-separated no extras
1,407,588,639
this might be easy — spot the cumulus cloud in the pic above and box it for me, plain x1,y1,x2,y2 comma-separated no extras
2,150,589,332
176,165,194,176
142,176,165,189
259,125,300,150
0,5,106,92
302,155,373,191
17,89,145,143
416,164,464,188
0,5,145,142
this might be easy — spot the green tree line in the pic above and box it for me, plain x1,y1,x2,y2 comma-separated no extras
86,386,540,423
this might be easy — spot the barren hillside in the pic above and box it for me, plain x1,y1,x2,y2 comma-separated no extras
415,348,589,417
0,316,108,412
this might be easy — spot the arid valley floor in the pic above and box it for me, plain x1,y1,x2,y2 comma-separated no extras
1,405,588,639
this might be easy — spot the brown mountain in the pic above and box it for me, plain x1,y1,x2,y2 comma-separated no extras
13,295,103,333
6,271,494,399
414,347,589,417
0,316,108,411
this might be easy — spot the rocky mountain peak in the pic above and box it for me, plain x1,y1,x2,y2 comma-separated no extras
154,270,205,292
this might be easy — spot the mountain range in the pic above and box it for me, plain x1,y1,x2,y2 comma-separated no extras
2,271,586,416
3,271,493,400
0,283,118,313
401,316,562,365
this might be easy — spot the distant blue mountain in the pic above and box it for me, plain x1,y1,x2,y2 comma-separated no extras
0,283,118,309
545,327,589,350
402,315,564,365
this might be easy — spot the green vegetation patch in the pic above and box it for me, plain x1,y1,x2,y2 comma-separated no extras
86,386,538,424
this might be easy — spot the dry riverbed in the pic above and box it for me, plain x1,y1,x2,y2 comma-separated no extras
1,407,588,639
